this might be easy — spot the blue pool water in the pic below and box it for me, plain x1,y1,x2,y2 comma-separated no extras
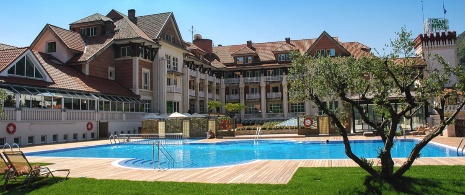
27,139,459,169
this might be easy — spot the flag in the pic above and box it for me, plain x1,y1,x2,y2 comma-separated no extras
443,3,447,14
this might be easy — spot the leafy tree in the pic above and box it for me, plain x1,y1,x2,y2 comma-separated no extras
223,103,247,116
288,27,465,180
457,31,465,66
207,100,222,113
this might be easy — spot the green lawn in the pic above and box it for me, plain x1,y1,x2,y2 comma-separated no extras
3,165,465,194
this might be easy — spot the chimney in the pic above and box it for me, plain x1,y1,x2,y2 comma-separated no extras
128,9,137,24
285,37,290,44
193,38,213,55
247,40,252,48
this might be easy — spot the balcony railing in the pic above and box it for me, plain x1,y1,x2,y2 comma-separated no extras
199,91,205,98
189,89,195,96
199,73,206,79
208,76,213,82
189,69,196,76
288,112,306,118
208,93,213,99
266,113,284,118
244,77,260,83
226,94,239,101
267,92,282,99
225,78,239,84
246,93,260,100
265,75,283,82
244,113,262,119
0,108,144,121
167,85,182,93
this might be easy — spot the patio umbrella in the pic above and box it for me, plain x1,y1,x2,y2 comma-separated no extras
158,114,168,119
190,113,206,118
182,113,193,118
168,112,188,118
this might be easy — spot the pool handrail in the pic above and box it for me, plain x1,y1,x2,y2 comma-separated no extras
457,137,465,156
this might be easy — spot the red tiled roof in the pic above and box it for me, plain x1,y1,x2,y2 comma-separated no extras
136,12,172,40
67,35,114,63
70,13,113,24
0,48,28,72
48,24,85,52
232,46,257,55
0,50,137,97
212,37,371,66
0,43,17,50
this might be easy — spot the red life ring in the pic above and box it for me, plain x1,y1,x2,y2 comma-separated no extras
219,119,231,130
6,123,16,134
86,122,93,131
303,118,313,128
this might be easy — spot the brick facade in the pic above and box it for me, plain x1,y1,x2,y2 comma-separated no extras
89,46,115,79
115,59,134,90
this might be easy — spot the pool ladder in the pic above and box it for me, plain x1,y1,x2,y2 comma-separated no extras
152,141,175,170
457,137,465,156
2,143,20,152
255,127,262,140
109,135,120,144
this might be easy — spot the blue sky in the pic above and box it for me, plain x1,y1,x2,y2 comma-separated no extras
1,0,464,55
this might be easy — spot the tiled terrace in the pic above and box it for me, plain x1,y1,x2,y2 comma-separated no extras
22,135,465,184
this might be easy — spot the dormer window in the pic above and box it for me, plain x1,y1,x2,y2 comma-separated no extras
316,49,336,57
277,53,291,61
80,27,97,36
236,56,253,64
46,42,56,53
164,33,175,44
7,55,44,79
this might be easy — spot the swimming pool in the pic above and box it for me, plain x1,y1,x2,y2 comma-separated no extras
27,139,459,169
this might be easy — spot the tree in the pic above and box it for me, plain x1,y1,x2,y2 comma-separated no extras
207,100,222,113
223,103,247,118
457,31,465,66
288,27,465,180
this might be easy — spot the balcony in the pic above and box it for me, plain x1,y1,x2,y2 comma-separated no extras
244,77,260,83
267,92,282,99
199,73,206,79
265,75,283,82
226,94,239,101
266,113,284,118
246,93,260,100
166,85,181,93
189,69,196,77
208,93,213,99
199,91,205,98
189,89,195,97
208,76,213,82
225,78,239,84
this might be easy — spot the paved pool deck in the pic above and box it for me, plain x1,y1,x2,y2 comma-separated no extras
20,135,465,184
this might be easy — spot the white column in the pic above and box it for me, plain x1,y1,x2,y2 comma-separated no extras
239,75,245,120
182,64,190,113
203,73,209,113
260,74,266,119
132,58,139,95
282,74,288,118
194,69,200,113
212,77,217,101
220,77,226,113
159,57,167,114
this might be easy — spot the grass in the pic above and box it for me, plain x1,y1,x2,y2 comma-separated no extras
2,165,465,194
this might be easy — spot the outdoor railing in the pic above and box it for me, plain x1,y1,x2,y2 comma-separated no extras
115,133,184,145
22,109,62,121
244,113,262,119
266,113,284,118
67,110,96,121
225,78,240,84
226,94,240,101
288,112,306,118
189,89,195,96
246,93,260,100
167,85,182,93
244,77,260,83
267,92,282,99
265,75,283,82
199,91,205,98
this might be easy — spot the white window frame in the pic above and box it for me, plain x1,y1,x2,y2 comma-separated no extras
80,27,97,36
108,67,115,80
245,56,252,64
231,88,239,95
173,57,178,70
142,68,150,90
121,46,131,57
236,57,244,64
250,87,259,94
166,54,171,69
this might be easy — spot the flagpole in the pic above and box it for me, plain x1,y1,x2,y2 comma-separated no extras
443,1,446,19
